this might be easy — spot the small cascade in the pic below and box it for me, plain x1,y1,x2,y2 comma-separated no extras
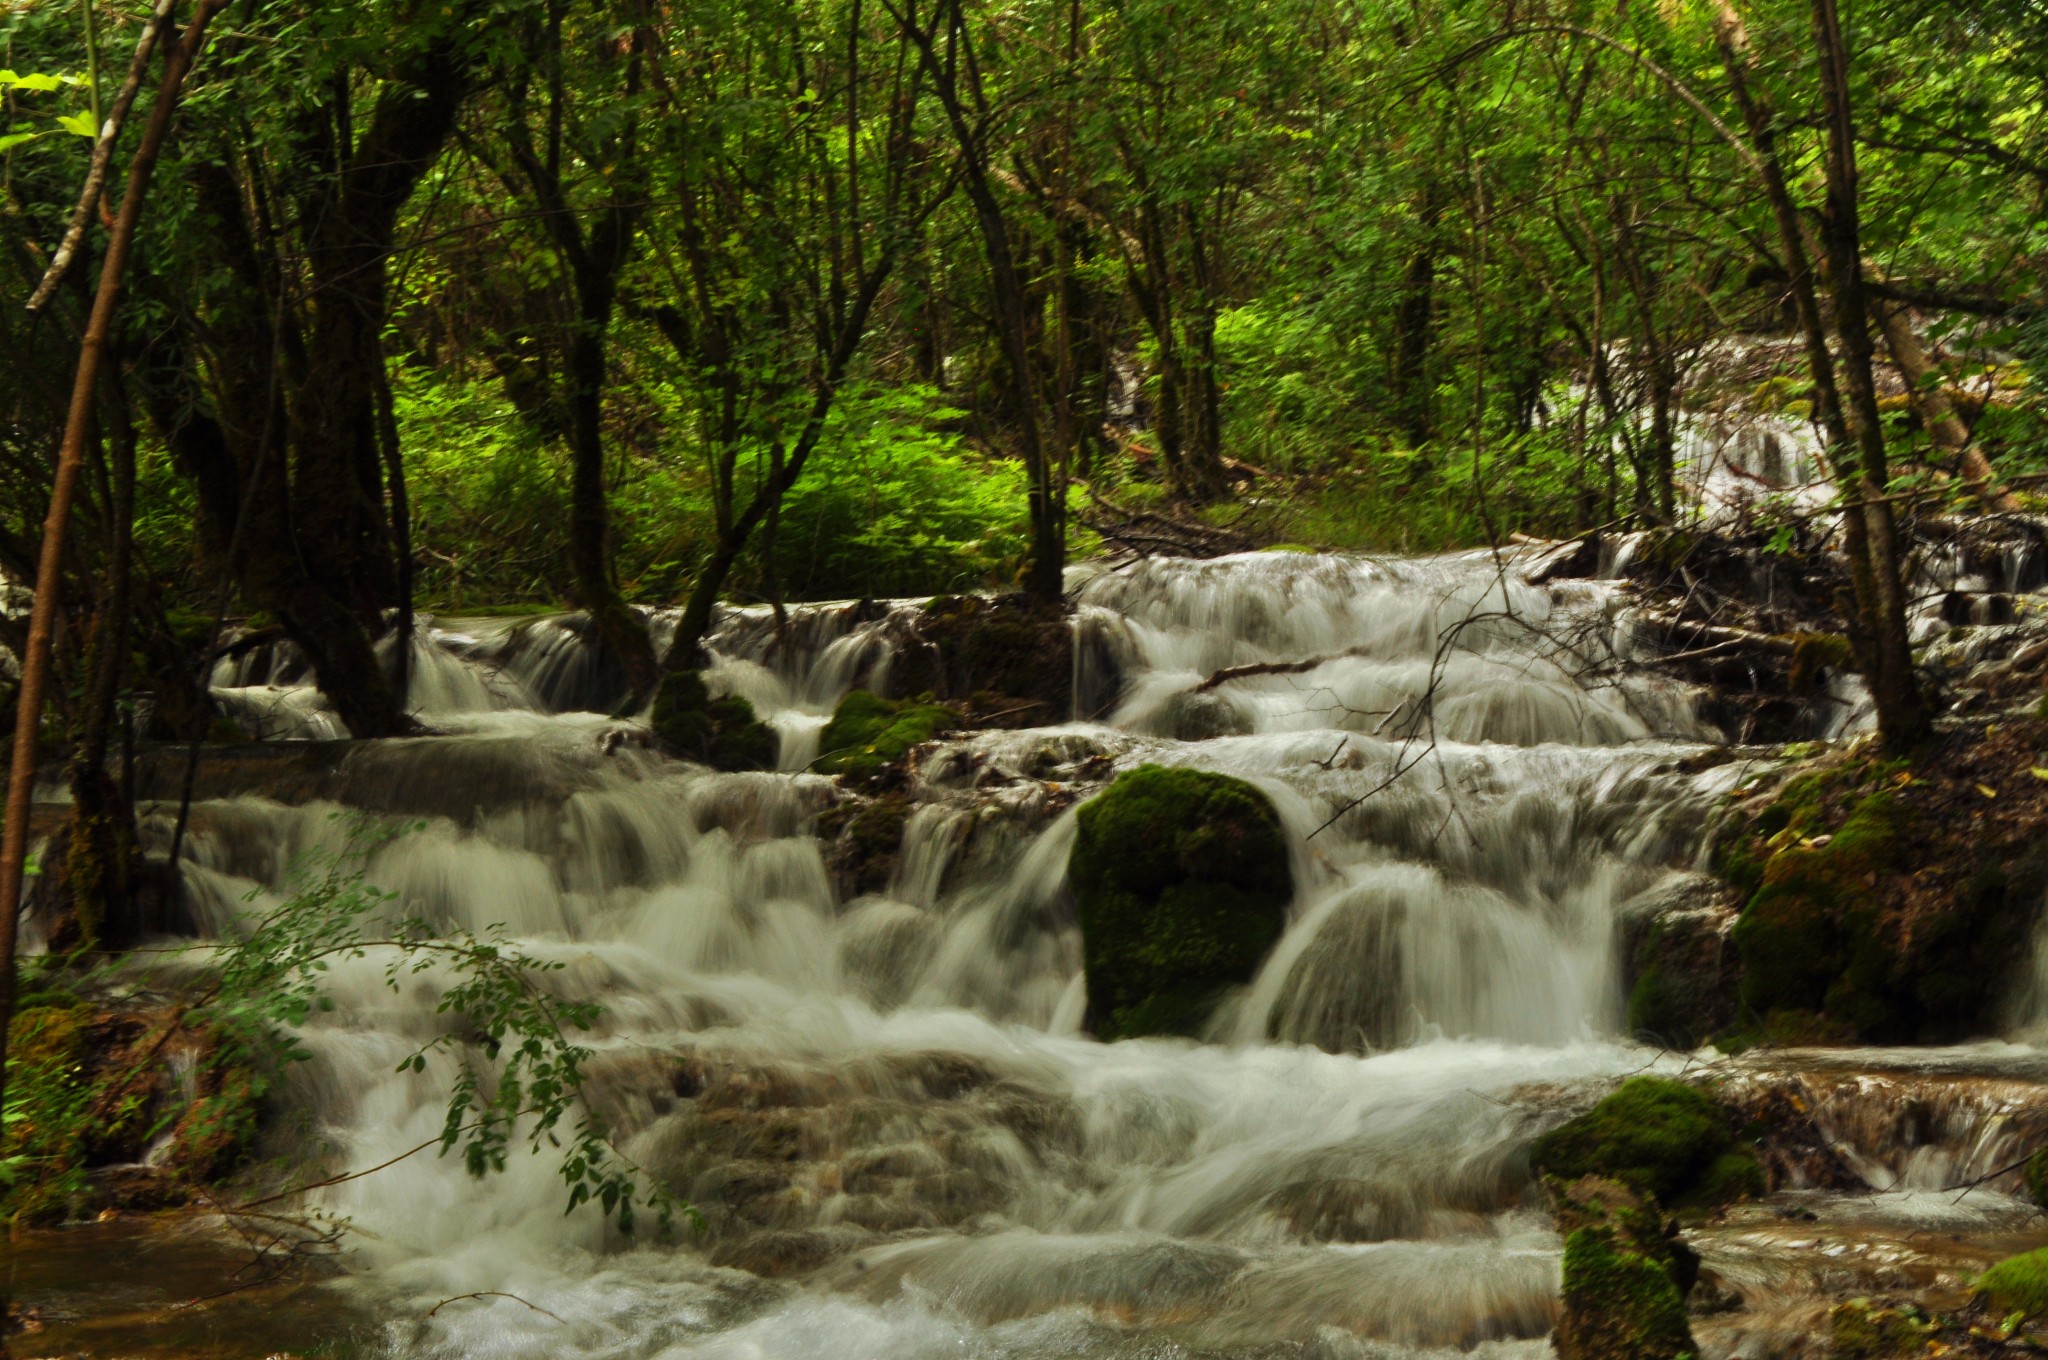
56,543,2043,1358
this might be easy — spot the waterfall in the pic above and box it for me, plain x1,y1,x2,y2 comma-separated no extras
81,545,2044,1357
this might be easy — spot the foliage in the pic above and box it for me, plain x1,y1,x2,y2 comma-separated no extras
202,825,671,1233
1069,765,1292,1039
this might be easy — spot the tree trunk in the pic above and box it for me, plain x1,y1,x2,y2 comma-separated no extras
0,0,224,1204
1808,0,1930,749
1875,302,2014,508
1391,192,1443,452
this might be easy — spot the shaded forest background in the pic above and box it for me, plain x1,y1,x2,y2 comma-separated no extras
0,0,2044,740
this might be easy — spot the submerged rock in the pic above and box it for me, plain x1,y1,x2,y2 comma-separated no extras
1069,765,1292,1039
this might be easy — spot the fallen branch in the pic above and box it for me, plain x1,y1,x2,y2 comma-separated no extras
1195,652,1363,692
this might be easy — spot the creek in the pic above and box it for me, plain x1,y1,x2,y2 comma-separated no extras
16,530,2048,1359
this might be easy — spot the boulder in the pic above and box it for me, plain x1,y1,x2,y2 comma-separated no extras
1531,1076,1760,1212
1069,765,1292,1039
651,670,778,771
1621,876,1741,1050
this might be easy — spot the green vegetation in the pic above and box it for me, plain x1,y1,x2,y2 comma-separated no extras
1714,723,2048,1046
814,691,959,782
1978,1248,2048,1319
5,836,668,1235
1531,1077,1759,1211
1069,765,1293,1039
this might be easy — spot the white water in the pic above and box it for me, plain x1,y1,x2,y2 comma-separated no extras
145,548,2043,1356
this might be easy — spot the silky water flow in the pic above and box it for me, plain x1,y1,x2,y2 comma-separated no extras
63,546,2048,1358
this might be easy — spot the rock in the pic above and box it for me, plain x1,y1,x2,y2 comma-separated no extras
816,793,915,897
1829,1299,1935,1359
1549,1176,1699,1360
651,670,778,771
887,594,1074,725
1069,764,1293,1039
1532,1076,1760,1211
2027,1148,2048,1210
1716,724,2048,1045
1976,1246,2048,1318
813,691,957,783
1622,877,1741,1050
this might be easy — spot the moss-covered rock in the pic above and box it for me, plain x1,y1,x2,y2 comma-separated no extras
816,793,916,897
1716,726,2048,1045
2025,1148,2048,1211
651,671,779,771
1977,1247,2048,1318
1623,882,1740,1050
1069,765,1292,1039
1549,1176,1699,1360
1725,786,1916,1040
813,691,957,783
1532,1076,1759,1211
1829,1299,1934,1359
888,594,1075,725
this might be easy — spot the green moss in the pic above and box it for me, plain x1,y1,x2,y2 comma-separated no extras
813,690,957,781
1557,1224,1697,1360
1732,793,1902,1025
816,793,916,896
166,1038,266,1183
2026,1148,2048,1211
1532,1077,1741,1207
1678,1149,1764,1210
651,671,778,771
1829,1300,1933,1359
1069,765,1293,1039
1787,632,1855,693
1977,1247,2048,1318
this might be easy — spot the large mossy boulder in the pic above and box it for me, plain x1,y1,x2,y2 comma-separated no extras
651,671,779,771
813,690,957,782
1069,765,1293,1039
1549,1176,1699,1360
1532,1076,1760,1212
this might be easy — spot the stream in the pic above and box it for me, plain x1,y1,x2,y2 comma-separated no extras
14,534,2048,1359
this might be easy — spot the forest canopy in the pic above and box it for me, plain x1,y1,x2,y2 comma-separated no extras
0,0,2043,744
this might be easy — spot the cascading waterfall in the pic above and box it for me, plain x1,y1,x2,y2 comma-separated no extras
90,545,2048,1357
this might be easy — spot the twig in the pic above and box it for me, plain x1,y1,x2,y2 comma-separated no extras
426,1291,569,1325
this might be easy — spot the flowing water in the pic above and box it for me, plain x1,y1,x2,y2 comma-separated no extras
19,546,2048,1358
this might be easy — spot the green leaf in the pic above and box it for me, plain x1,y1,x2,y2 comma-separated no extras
57,111,100,138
